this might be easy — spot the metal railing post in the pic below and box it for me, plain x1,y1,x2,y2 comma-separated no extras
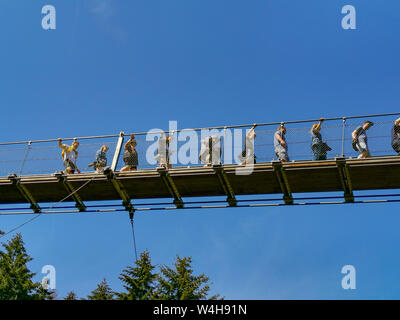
223,126,227,165
341,118,346,157
111,132,125,171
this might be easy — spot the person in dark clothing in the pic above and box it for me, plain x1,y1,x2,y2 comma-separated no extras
391,118,400,155
310,118,331,160
121,134,138,171
88,145,109,173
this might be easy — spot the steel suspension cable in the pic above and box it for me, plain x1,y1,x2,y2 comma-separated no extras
1,192,400,213
0,196,400,217
129,212,138,263
18,142,31,176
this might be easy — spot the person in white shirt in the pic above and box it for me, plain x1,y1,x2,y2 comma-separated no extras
199,135,221,167
58,139,80,174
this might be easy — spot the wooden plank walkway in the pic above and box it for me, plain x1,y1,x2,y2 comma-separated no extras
0,156,398,208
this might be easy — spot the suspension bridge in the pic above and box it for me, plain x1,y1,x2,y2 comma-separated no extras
0,112,400,216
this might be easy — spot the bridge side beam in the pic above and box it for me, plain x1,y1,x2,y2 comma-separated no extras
213,165,237,207
8,174,41,213
272,161,293,205
336,157,354,203
157,167,184,209
104,168,134,214
54,173,86,212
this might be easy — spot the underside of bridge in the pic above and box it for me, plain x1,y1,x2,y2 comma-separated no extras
0,156,398,214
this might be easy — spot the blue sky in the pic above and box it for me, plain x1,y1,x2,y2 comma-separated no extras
0,0,400,299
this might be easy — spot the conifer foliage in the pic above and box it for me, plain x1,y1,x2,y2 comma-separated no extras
157,256,220,300
87,278,115,300
64,291,78,300
115,252,220,300
0,233,53,300
117,250,158,300
0,232,220,300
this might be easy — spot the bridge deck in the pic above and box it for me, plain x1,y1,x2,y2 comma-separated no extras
0,156,398,207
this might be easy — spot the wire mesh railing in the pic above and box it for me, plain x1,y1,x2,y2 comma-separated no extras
0,112,399,177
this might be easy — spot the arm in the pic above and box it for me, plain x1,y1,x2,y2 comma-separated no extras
352,128,360,141
247,123,257,137
275,132,286,146
124,138,134,150
248,124,257,135
58,139,65,150
95,150,101,161
124,134,135,149
315,118,324,132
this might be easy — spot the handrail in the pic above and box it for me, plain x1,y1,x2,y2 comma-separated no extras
0,111,398,146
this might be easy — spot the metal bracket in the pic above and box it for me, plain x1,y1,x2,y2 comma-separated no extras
157,167,184,209
272,161,293,205
104,168,135,214
8,174,41,213
54,173,87,212
213,165,237,207
336,157,354,203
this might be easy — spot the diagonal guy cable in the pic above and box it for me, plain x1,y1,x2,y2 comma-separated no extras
0,175,96,239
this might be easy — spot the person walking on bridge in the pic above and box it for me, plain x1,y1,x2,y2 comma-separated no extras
274,125,289,162
310,118,331,160
88,145,109,173
58,139,81,174
199,135,222,167
121,134,138,171
155,133,173,169
391,118,400,155
240,124,257,165
352,121,374,159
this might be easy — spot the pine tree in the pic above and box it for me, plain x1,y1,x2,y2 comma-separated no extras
0,233,53,300
158,255,220,300
87,278,115,300
64,291,78,300
117,250,158,300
